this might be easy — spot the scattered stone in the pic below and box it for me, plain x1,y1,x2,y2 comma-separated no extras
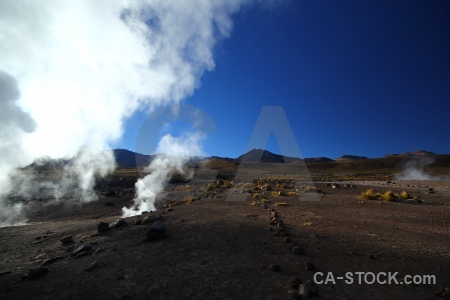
109,218,127,229
74,252,90,259
142,214,163,225
287,289,301,299
71,244,92,257
270,220,277,225
290,276,302,289
41,256,64,266
60,235,73,244
134,219,142,225
166,208,174,212
269,264,280,272
104,189,116,197
97,222,110,233
298,280,317,298
288,243,298,251
284,237,291,243
369,254,375,260
146,221,166,241
292,246,304,255
32,240,43,245
22,267,49,280
279,231,287,237
304,261,315,271
85,261,105,272
93,248,105,255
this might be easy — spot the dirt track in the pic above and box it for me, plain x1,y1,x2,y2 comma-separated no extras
0,181,449,299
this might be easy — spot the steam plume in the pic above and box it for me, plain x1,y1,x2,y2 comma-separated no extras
0,0,253,225
396,156,439,180
123,131,205,216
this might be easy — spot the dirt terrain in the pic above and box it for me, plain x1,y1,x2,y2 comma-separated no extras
0,175,449,299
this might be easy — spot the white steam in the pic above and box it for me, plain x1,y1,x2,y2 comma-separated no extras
0,0,252,225
122,132,205,216
396,156,440,180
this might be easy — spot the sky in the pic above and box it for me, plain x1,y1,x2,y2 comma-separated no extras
116,0,450,159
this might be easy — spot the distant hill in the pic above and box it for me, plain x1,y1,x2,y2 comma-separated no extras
304,157,334,163
384,150,435,158
235,149,301,163
335,155,368,161
113,149,153,168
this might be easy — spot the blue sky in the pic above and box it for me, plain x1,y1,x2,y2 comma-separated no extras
116,1,450,159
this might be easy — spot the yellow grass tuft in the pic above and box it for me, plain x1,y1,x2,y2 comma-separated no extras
360,189,379,200
275,202,287,206
400,191,412,199
381,191,398,202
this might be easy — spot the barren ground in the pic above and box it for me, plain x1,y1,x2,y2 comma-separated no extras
0,178,449,299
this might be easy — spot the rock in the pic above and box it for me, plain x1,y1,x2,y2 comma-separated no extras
290,276,302,289
134,219,142,225
284,237,291,243
142,214,163,225
109,218,127,229
104,201,115,207
166,208,174,212
146,221,166,241
299,280,317,298
287,289,301,299
270,220,277,225
104,189,116,197
22,267,49,280
0,271,12,277
269,264,280,271
97,222,110,233
60,235,73,244
93,248,105,255
71,244,92,257
292,246,304,255
304,261,315,271
41,256,64,266
288,243,298,251
85,261,105,272
74,251,90,259
369,254,375,259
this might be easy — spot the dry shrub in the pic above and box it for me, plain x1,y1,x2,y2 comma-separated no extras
381,191,398,202
302,186,316,193
400,191,412,199
360,189,379,200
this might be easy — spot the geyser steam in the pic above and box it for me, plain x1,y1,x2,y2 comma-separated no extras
0,0,252,226
123,131,205,216
396,156,439,180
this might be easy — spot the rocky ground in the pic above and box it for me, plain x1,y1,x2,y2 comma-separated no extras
0,178,449,299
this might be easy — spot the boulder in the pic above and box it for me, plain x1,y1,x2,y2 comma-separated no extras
109,218,127,229
22,267,49,280
85,261,105,272
71,244,92,257
142,214,163,225
146,221,166,241
60,235,73,244
97,222,110,233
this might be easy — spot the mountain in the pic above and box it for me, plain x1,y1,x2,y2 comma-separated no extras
385,150,435,158
335,155,368,161
235,149,301,163
304,157,334,163
113,149,153,168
